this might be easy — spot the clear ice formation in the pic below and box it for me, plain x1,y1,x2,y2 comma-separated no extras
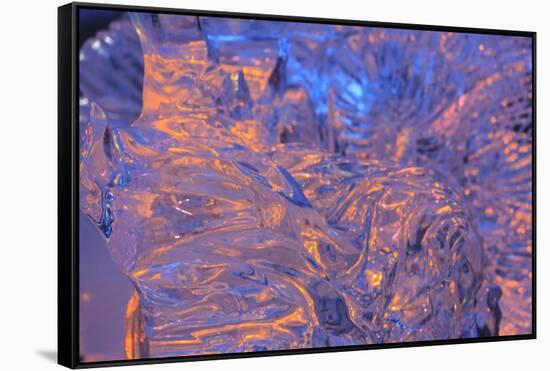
79,12,532,359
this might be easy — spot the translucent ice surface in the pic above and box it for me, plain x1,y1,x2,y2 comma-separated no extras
79,11,532,359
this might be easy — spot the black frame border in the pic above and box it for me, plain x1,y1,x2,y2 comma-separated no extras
58,2,537,369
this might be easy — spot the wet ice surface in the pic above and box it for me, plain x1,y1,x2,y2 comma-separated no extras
79,12,532,360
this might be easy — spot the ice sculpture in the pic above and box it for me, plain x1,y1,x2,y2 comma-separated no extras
79,11,532,359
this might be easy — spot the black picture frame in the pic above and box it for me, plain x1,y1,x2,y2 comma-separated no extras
58,2,537,368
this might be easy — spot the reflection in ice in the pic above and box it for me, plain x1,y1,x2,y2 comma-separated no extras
79,12,532,359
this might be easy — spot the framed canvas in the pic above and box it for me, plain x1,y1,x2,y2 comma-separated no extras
58,2,536,368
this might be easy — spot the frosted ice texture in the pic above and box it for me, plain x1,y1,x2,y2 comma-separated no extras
79,13,532,358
